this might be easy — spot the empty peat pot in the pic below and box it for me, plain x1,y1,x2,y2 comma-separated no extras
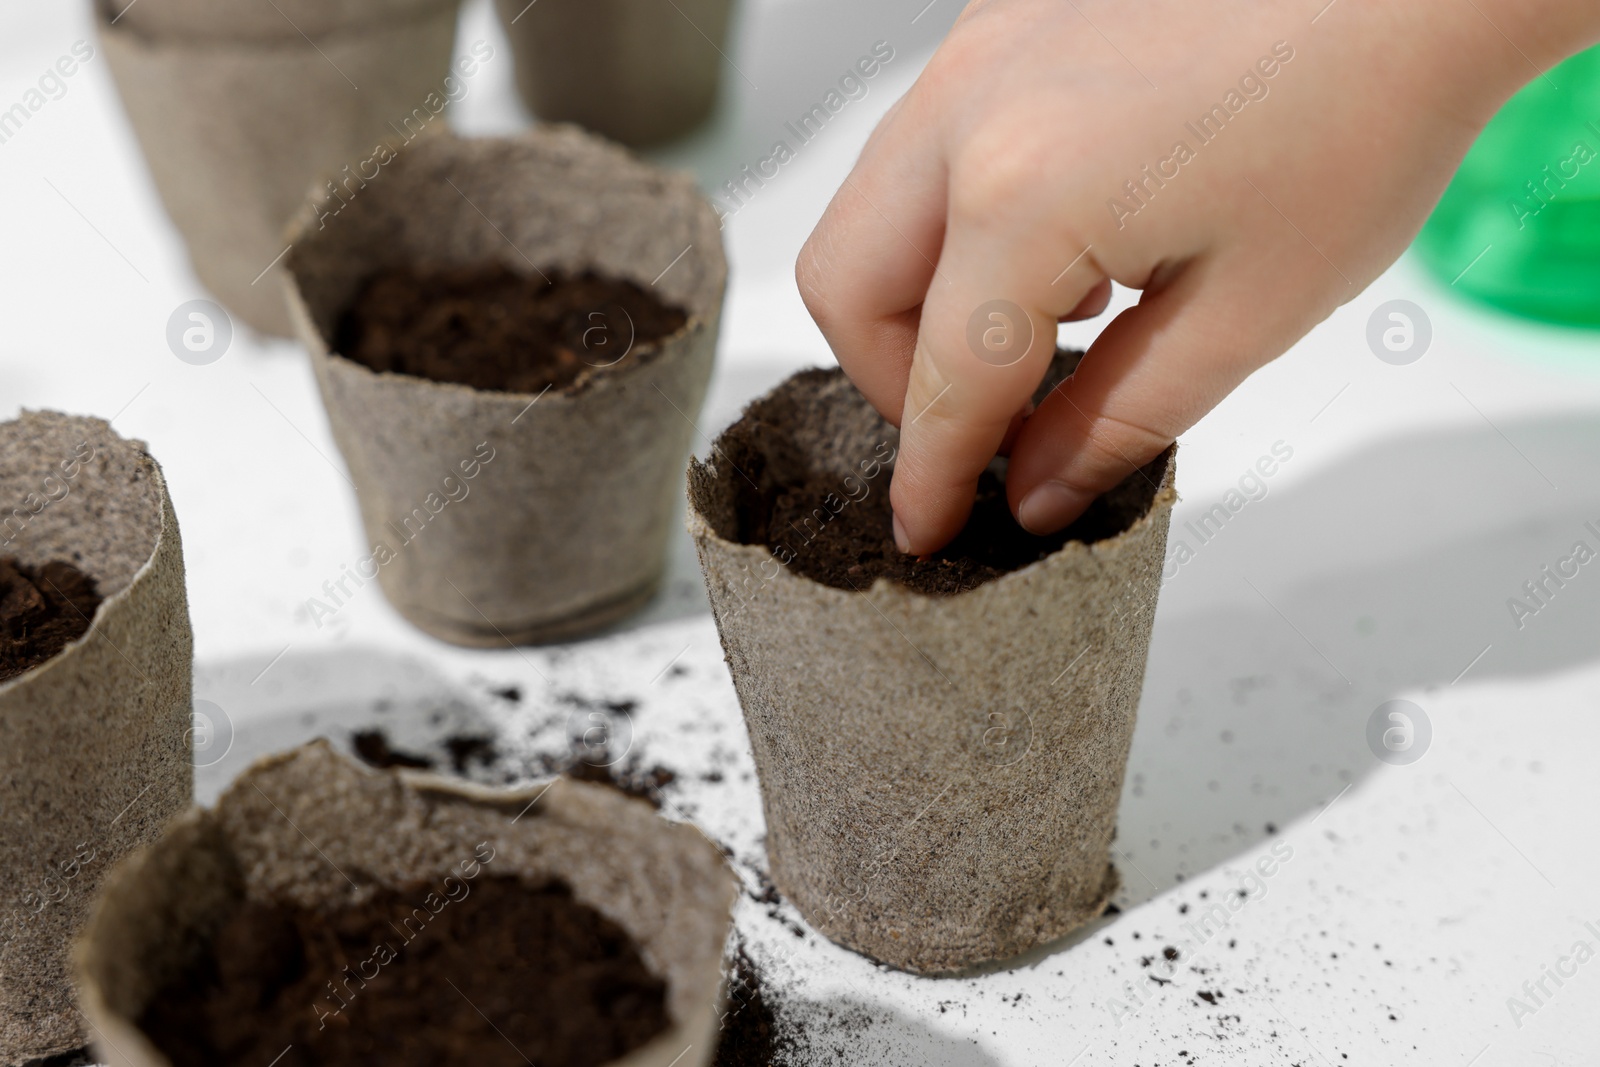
0,412,192,1064
96,0,462,335
75,740,739,1067
492,0,736,146
285,128,726,646
687,356,1178,974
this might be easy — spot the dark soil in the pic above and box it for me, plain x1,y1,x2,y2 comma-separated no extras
138,876,670,1067
720,354,1171,595
748,870,807,940
443,734,497,775
539,739,678,810
349,725,678,808
350,728,433,770
334,264,689,394
714,944,788,1067
0,557,101,682
20,1049,95,1067
762,460,1166,594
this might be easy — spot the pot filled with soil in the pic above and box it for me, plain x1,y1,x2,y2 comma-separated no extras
686,353,1178,974
284,128,726,645
96,0,465,336
76,739,739,1067
492,0,735,146
0,411,192,1064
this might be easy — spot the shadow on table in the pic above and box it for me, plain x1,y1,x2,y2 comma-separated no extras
1107,414,1600,907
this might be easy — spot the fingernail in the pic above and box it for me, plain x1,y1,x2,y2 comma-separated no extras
892,511,911,554
1018,481,1089,535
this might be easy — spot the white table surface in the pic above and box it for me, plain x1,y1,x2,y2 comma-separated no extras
4,1,1600,1064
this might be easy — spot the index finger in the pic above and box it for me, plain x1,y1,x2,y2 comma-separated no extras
890,207,1104,554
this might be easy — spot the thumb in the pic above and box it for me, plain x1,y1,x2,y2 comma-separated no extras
1005,255,1314,532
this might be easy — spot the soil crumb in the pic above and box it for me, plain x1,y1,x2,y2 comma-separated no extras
351,729,502,777
0,557,101,682
350,728,433,770
716,354,1170,595
348,723,681,807
138,876,670,1067
335,264,689,394
444,734,497,775
539,739,678,810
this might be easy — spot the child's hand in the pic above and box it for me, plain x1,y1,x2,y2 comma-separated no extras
797,0,1597,554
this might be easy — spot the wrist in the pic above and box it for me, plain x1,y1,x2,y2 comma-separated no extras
1428,0,1600,108
1476,0,1600,63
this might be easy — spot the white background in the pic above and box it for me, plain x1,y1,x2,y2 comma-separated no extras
3,0,1600,1063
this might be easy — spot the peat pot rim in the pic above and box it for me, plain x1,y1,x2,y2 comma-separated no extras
224,738,621,809
283,127,724,409
0,414,172,697
687,378,1179,610
94,0,461,49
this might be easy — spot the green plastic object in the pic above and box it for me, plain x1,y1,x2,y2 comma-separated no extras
1417,46,1600,326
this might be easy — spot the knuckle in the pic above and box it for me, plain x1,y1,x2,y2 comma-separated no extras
900,376,1014,472
905,390,972,437
1065,413,1173,488
794,237,837,326
948,135,1047,225
923,5,1013,91
917,29,986,99
902,358,957,421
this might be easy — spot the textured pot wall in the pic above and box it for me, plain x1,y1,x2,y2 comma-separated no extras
99,0,446,41
0,412,192,1064
98,0,460,335
286,130,726,645
493,0,735,146
75,742,738,1067
688,369,1177,974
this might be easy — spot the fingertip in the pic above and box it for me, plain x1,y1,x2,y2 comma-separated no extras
892,507,943,557
892,511,911,554
1016,480,1093,536
888,468,970,557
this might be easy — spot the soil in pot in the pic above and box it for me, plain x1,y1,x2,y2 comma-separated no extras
719,367,1170,595
333,263,690,394
0,558,101,682
137,875,670,1067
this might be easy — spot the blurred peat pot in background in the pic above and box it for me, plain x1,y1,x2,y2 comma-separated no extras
492,0,737,147
0,412,192,1064
284,129,726,645
96,0,463,335
687,357,1178,974
75,741,739,1067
